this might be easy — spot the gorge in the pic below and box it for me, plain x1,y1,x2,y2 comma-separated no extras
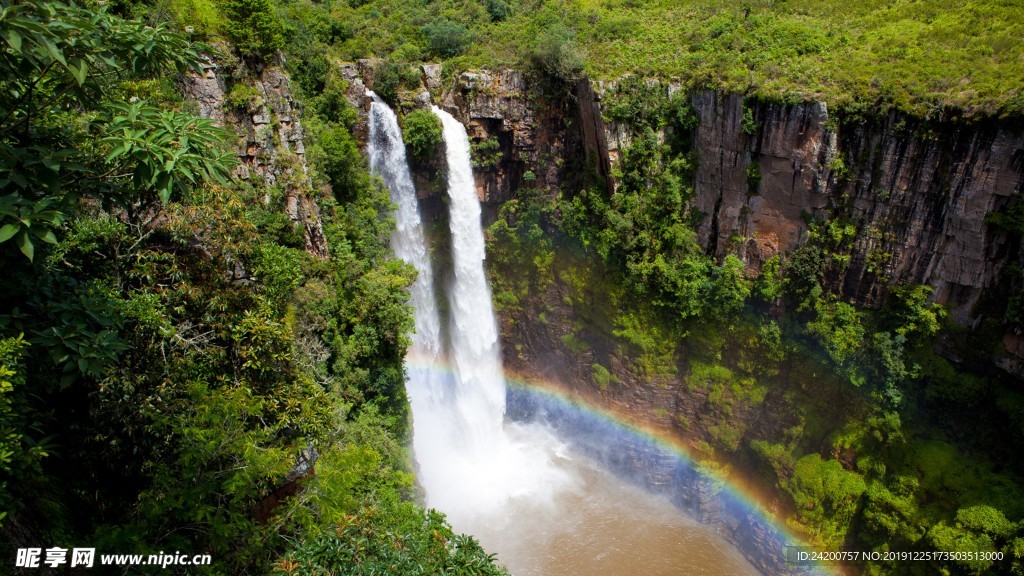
3,2,1024,575
341,54,1024,575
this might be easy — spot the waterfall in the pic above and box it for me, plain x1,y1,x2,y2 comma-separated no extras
367,93,453,488
367,93,442,361
367,98,760,576
431,106,506,455
369,96,571,558
418,105,572,533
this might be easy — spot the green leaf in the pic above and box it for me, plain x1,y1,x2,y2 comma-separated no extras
15,231,34,261
105,142,131,163
157,175,173,204
0,223,19,243
41,156,61,172
37,35,67,66
68,56,87,86
6,29,22,53
30,227,58,244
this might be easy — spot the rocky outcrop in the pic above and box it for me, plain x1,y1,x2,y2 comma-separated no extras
346,63,598,206
684,93,1024,325
183,61,328,258
180,55,227,126
689,92,835,270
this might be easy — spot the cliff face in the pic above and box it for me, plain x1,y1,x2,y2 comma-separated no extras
357,65,1023,328
182,57,328,258
686,92,1023,325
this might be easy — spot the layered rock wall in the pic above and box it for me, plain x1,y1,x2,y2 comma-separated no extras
687,93,1023,324
182,58,328,258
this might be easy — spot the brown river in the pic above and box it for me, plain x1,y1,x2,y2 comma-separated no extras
466,451,762,576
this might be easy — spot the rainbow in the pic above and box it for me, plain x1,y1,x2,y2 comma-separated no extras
404,356,837,576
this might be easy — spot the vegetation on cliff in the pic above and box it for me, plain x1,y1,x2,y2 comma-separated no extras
485,80,1024,574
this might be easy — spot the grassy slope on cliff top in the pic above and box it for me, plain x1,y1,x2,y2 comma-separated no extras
308,0,1024,118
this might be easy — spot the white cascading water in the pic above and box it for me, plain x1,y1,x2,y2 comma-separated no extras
420,105,572,531
367,93,442,361
367,96,571,545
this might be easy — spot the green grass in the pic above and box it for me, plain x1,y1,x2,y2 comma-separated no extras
268,0,1024,117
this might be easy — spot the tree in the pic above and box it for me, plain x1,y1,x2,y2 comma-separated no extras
421,19,471,59
0,0,233,261
221,0,285,59
806,298,866,384
528,24,584,83
0,0,234,555
784,454,866,546
402,109,442,163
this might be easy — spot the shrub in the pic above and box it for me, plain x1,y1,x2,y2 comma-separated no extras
471,137,503,169
221,0,285,59
591,363,615,389
371,60,420,107
528,24,585,83
225,82,262,112
402,109,443,162
316,124,364,196
484,0,510,22
741,104,758,135
421,19,471,59
746,160,761,193
784,454,867,546
170,0,221,38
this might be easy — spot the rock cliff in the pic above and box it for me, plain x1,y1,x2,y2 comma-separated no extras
182,57,328,258
399,68,1023,370
686,92,1023,326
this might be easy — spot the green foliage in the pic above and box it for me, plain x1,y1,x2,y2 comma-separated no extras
750,439,794,479
986,199,1024,236
370,59,420,108
483,0,510,22
221,0,285,59
276,499,508,576
471,136,503,169
257,0,1024,116
753,255,783,303
421,18,472,59
168,0,221,38
226,82,262,112
784,454,866,546
0,336,48,528
314,123,365,197
591,362,616,389
0,0,232,262
828,153,850,183
402,109,443,162
485,189,555,315
746,160,761,193
613,311,676,383
0,2,429,571
887,284,946,342
741,105,758,135
560,332,587,355
806,298,865,381
528,24,584,83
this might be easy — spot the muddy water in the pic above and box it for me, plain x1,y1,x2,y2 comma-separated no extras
468,449,762,576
